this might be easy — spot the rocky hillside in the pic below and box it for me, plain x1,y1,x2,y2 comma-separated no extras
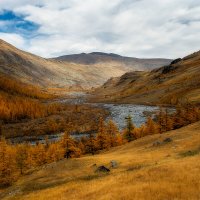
91,51,200,105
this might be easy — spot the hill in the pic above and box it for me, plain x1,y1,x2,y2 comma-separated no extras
54,52,171,71
90,51,200,105
0,39,171,90
1,121,200,200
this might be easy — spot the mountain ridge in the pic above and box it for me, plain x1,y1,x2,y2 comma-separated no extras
0,39,171,90
53,51,172,70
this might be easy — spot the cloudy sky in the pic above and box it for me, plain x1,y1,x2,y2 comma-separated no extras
0,0,200,58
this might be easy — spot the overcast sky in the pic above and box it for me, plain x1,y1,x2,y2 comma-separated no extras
0,0,200,58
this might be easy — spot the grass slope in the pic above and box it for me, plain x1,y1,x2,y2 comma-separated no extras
1,122,200,200
91,51,200,105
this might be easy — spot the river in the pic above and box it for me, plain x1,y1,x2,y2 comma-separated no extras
10,92,162,144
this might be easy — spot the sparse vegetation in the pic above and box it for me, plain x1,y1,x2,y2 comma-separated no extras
179,147,200,158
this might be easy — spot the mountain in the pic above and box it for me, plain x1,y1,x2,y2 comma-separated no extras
90,50,200,105
0,39,171,90
54,52,172,71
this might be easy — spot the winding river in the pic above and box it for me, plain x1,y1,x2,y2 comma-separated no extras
10,93,161,144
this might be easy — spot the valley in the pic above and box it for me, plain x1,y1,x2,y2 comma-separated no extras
0,39,171,90
0,39,200,200
7,94,161,144
1,0,200,199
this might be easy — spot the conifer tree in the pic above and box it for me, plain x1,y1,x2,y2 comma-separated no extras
123,115,136,142
16,144,28,174
34,143,47,166
96,117,110,150
107,119,121,147
60,132,81,159
85,133,98,155
144,117,159,135
46,143,64,163
158,107,166,133
0,138,18,186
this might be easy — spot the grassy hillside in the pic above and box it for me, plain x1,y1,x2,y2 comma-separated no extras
1,121,200,200
91,51,200,105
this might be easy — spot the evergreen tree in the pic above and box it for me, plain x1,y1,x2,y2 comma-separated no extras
123,115,136,142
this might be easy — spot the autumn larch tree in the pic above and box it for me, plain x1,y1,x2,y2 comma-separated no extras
0,138,18,186
96,117,110,150
106,119,121,147
85,133,98,155
123,115,136,142
60,132,81,159
144,117,159,135
16,144,29,174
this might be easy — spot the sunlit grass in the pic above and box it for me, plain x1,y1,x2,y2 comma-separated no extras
2,122,200,200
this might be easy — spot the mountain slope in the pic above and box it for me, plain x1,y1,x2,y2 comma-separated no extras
54,52,172,71
91,51,200,105
1,121,200,200
0,39,171,90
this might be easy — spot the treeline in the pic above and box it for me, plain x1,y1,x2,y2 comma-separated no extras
0,74,53,99
2,104,108,138
0,119,123,186
0,94,64,122
1,105,200,187
0,73,57,122
123,105,200,141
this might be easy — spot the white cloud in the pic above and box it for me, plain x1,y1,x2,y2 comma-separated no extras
0,32,26,49
0,0,200,58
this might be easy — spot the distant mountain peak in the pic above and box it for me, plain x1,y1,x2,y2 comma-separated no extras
54,52,171,68
89,52,121,57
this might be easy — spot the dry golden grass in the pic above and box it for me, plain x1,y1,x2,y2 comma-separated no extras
91,51,200,105
1,122,200,200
